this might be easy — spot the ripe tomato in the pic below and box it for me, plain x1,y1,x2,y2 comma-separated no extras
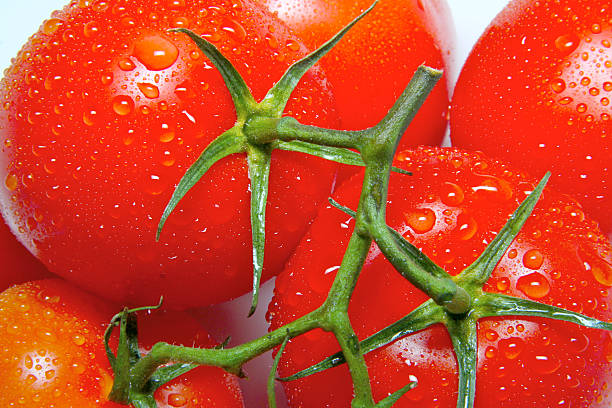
268,146,612,407
0,0,340,308
0,215,51,291
0,279,244,407
450,0,611,233
259,0,453,153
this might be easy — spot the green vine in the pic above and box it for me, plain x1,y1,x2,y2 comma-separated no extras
105,3,612,408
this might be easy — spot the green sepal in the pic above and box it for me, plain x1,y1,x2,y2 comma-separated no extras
108,309,141,403
129,393,159,408
477,292,612,330
170,28,255,119
446,317,478,408
275,140,410,175
459,173,550,286
147,363,199,392
246,144,273,316
268,332,290,408
157,127,245,240
374,382,417,408
280,300,443,381
261,1,378,116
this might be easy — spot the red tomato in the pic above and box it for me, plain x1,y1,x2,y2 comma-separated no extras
0,0,340,308
259,0,453,157
0,215,52,291
0,279,244,407
450,0,611,233
268,147,612,407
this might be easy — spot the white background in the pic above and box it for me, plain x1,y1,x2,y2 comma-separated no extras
0,0,510,406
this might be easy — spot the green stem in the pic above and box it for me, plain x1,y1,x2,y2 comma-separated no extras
245,116,362,149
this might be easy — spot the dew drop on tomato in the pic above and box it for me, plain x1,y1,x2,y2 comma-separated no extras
522,249,544,270
499,337,525,360
554,33,581,55
137,82,160,99
133,36,179,71
83,21,99,38
112,95,134,116
531,353,560,374
517,272,551,299
550,78,566,93
118,57,136,71
455,212,478,241
404,208,436,234
168,392,188,407
5,174,17,191
42,18,63,36
440,182,464,206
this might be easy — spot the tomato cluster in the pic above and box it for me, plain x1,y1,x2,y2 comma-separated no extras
0,0,610,407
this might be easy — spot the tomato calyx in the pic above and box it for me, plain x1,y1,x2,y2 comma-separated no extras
157,4,378,316
105,300,197,407
283,172,612,408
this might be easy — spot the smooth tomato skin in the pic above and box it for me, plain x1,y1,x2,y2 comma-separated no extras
0,215,51,291
0,0,340,308
0,279,244,407
259,0,453,160
450,0,611,233
268,147,612,407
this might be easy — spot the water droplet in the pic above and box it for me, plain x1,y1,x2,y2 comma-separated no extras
44,369,56,380
517,272,550,299
472,176,513,201
72,334,86,346
145,174,167,195
554,33,580,55
603,82,612,92
499,337,524,359
440,182,464,206
584,256,612,287
174,80,196,101
221,19,247,42
112,95,134,116
550,78,566,93
485,329,499,341
5,173,18,191
455,212,478,240
485,346,497,359
496,277,510,292
24,355,34,369
118,57,136,71
558,96,573,105
601,97,610,106
101,72,113,85
168,393,188,407
44,75,62,91
168,0,185,9
83,21,99,37
404,208,436,234
83,109,98,126
137,82,160,99
161,151,175,167
532,354,560,374
42,18,63,35
133,36,179,70
171,16,190,28
522,249,544,270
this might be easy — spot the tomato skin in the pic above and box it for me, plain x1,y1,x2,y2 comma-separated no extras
268,147,612,407
259,0,453,153
450,0,611,233
0,279,244,407
0,0,340,308
0,215,51,291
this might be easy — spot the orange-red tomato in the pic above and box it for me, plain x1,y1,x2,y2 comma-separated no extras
0,0,339,308
269,147,612,407
451,0,611,233
0,279,245,407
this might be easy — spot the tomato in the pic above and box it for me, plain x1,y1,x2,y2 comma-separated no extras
267,146,612,407
0,279,244,407
450,0,611,233
259,0,453,157
0,215,51,291
0,0,340,309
